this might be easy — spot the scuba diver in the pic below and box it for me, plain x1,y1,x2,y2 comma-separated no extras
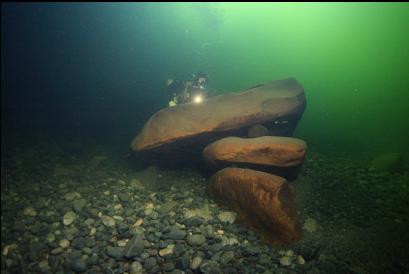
167,72,209,106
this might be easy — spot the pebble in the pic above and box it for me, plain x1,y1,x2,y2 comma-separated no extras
100,215,116,227
63,211,77,225
38,260,50,270
71,258,87,273
303,218,318,232
144,257,157,270
217,211,236,224
184,217,204,226
187,234,206,246
297,255,306,265
220,250,235,264
162,262,175,271
279,256,292,266
106,246,124,260
2,244,17,256
83,247,92,255
133,218,144,227
84,218,95,226
162,226,186,240
190,256,203,270
23,207,38,217
46,233,55,243
51,247,64,255
113,215,124,221
144,203,155,216
117,239,128,247
72,199,86,212
159,245,174,257
59,239,70,248
123,236,145,259
130,261,144,274
65,192,81,201
158,201,178,214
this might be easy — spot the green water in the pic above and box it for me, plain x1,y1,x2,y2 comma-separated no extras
156,2,409,160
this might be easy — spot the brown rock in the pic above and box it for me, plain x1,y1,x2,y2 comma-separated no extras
210,167,301,245
203,136,307,168
130,78,306,165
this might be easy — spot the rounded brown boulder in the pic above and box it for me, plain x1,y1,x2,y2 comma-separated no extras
203,136,307,168
209,167,301,245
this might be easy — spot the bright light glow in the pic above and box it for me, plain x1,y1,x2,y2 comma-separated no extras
193,95,203,104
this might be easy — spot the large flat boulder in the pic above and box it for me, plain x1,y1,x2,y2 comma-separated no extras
131,78,306,165
209,167,301,245
203,136,307,168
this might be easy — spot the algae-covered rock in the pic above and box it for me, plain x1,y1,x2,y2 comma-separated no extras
370,153,403,172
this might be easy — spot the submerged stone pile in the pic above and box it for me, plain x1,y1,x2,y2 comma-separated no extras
131,78,308,245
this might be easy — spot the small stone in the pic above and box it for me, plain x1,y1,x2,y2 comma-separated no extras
190,256,203,270
38,260,50,270
63,211,77,226
72,199,86,212
100,215,116,227
217,211,236,224
65,192,81,201
133,218,144,227
162,262,175,272
224,237,239,246
187,234,206,246
159,245,174,257
118,193,130,202
71,258,87,272
83,247,93,255
184,217,204,227
89,227,96,236
2,244,17,256
279,256,292,266
144,257,157,270
130,261,144,274
124,236,145,259
220,250,234,264
106,246,124,260
84,218,95,226
114,203,123,210
59,239,70,248
23,207,37,217
158,201,178,214
117,239,128,247
303,218,318,233
144,203,155,216
113,215,124,221
285,250,294,257
71,237,86,249
46,233,55,243
51,247,63,255
162,227,186,240
88,254,98,266
297,255,305,265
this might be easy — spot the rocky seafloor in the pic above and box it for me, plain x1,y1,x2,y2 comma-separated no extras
1,141,409,274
